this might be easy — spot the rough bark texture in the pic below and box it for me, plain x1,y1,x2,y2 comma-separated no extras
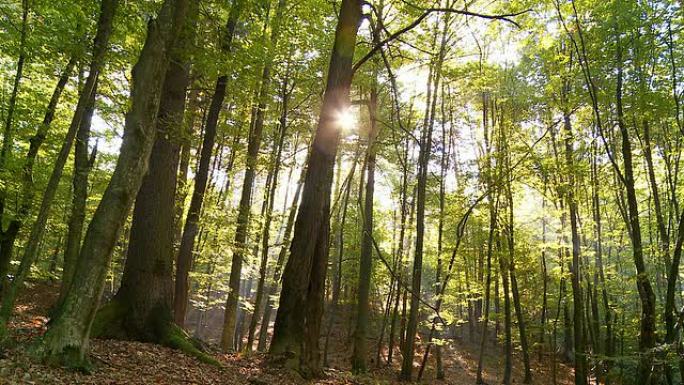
270,0,362,377
174,0,244,327
38,0,187,365
94,0,196,343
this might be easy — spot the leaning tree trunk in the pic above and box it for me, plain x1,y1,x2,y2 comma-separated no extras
37,0,188,366
221,0,287,351
0,55,76,293
58,76,98,307
0,0,118,338
173,0,244,327
270,0,362,378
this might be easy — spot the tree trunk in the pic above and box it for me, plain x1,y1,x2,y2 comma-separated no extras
92,0,196,343
0,55,76,293
563,108,588,385
174,0,245,327
0,0,118,338
246,67,291,352
58,74,97,307
257,153,306,352
616,42,657,385
351,85,378,373
222,0,287,351
0,0,29,219
37,0,188,365
270,0,362,377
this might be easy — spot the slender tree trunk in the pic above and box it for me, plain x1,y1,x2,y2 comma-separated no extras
222,0,287,351
400,16,446,379
246,67,291,352
499,236,513,385
0,55,76,293
616,43,657,385
58,75,97,307
387,136,410,366
37,0,188,365
563,107,588,385
503,129,532,384
174,0,245,327
351,85,378,373
0,0,119,338
257,156,306,352
0,0,29,219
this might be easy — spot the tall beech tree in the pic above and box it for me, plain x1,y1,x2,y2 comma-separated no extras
270,0,362,376
91,0,198,345
37,0,189,365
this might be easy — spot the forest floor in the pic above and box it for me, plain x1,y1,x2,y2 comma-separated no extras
0,280,575,384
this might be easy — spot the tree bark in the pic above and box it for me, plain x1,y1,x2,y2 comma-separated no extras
37,0,188,365
257,151,306,352
270,0,362,377
93,0,197,343
616,42,657,385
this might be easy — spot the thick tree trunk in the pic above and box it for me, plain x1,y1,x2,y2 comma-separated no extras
174,0,244,327
37,0,188,365
93,0,196,343
222,0,287,351
0,0,118,337
270,0,362,377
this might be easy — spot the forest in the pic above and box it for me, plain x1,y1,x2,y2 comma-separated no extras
0,0,682,384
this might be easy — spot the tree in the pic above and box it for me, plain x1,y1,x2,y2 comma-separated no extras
37,0,189,365
270,0,362,377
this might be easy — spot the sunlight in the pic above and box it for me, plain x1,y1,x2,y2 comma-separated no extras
335,108,357,132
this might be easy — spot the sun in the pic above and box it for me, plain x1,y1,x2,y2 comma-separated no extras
335,108,357,132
